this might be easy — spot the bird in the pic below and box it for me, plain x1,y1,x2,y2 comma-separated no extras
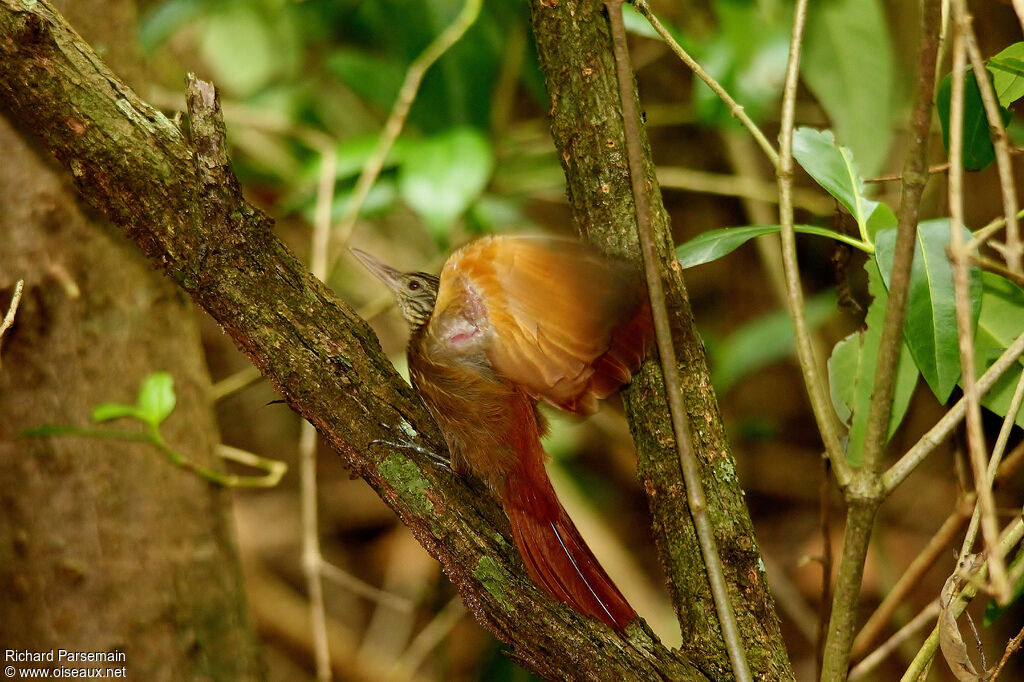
352,234,651,630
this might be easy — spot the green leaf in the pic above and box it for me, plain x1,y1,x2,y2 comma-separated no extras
988,42,1024,108
92,403,145,423
676,223,869,269
713,292,837,394
937,68,1013,171
828,266,920,465
974,272,1024,427
398,128,494,240
136,373,177,427
874,220,981,402
801,0,896,177
792,128,896,243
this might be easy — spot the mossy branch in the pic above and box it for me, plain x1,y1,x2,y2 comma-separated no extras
0,0,703,678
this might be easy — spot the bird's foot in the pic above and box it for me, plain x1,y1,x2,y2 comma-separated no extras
369,435,451,472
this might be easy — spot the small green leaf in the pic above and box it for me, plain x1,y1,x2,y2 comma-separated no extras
136,373,177,426
92,403,145,423
974,273,1024,427
802,0,896,176
713,292,837,394
792,128,896,243
676,223,869,269
937,69,1013,171
988,42,1024,108
874,220,981,402
828,266,920,465
398,128,494,241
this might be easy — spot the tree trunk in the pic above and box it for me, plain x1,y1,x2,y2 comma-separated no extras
0,1,263,679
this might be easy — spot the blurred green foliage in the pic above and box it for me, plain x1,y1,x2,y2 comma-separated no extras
142,0,551,250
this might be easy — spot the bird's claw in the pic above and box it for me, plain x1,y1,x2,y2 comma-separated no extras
369,437,452,471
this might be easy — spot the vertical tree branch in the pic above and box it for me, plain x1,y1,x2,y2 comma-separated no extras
947,1,1010,602
860,0,941,478
527,0,793,678
819,3,942,676
301,142,338,681
605,2,751,680
776,0,851,488
957,1,1021,271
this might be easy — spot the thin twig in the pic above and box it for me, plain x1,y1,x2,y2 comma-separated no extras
972,254,1024,288
656,165,835,214
900,516,1024,681
632,0,779,170
0,278,24,368
605,3,751,680
992,368,1024,472
776,0,851,488
988,624,1024,681
953,368,1024,603
966,208,1024,252
884,325,1024,491
849,600,941,681
391,596,467,680
866,148,1024,185
301,146,338,682
865,161,951,184
327,0,483,268
319,561,416,614
947,3,1009,603
210,366,263,401
958,2,1021,272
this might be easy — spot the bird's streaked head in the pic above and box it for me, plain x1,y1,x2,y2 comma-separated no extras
351,248,439,328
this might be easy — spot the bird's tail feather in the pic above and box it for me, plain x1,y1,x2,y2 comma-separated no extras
503,477,637,630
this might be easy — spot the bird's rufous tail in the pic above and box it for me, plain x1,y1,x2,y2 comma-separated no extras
501,457,637,630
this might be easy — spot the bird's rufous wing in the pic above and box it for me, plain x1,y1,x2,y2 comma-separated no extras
430,236,650,415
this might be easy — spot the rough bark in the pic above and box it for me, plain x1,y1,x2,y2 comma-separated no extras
0,1,708,678
528,1,793,679
0,1,262,679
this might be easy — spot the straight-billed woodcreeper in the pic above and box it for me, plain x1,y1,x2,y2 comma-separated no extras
353,235,651,629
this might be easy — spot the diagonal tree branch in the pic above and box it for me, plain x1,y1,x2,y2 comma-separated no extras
0,1,704,679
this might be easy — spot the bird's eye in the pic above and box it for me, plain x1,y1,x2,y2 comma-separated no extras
408,280,420,291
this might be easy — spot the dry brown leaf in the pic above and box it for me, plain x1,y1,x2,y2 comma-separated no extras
939,555,987,682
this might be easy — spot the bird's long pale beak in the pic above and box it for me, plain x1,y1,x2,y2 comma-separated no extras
350,248,404,294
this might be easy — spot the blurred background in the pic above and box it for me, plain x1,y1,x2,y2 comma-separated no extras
126,0,1024,679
